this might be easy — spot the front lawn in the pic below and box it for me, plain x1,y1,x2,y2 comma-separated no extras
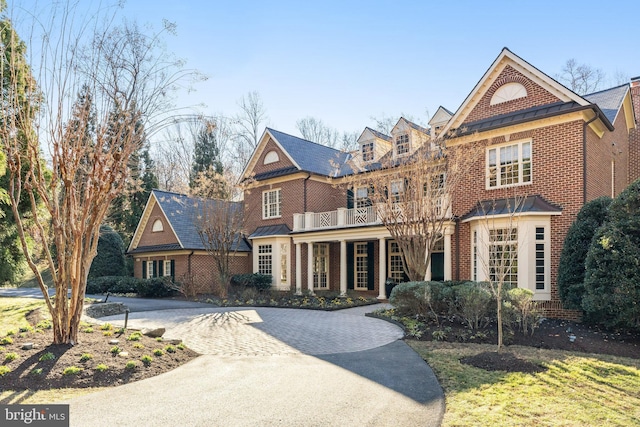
410,341,640,426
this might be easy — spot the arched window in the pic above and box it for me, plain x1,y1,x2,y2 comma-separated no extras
263,151,279,164
490,82,527,105
152,219,164,232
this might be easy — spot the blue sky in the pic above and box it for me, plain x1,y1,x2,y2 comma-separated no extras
13,0,640,137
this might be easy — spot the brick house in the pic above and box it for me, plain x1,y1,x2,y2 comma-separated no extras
130,48,638,319
239,48,637,319
128,190,251,294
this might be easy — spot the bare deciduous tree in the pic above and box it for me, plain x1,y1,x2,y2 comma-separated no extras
0,2,193,344
344,134,483,282
191,175,246,297
232,91,268,172
556,58,605,95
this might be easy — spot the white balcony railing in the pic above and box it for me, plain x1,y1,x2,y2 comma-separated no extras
293,206,380,232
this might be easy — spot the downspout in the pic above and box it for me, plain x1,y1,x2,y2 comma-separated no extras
583,111,600,204
455,216,460,281
303,173,311,212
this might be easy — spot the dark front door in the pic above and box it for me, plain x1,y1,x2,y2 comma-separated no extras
431,252,444,281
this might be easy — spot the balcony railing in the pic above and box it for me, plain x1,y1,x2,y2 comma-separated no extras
293,206,380,232
292,197,452,232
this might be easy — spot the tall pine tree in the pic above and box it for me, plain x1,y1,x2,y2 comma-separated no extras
189,120,227,199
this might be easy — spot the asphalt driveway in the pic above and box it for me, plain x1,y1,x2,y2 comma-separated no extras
1,290,444,426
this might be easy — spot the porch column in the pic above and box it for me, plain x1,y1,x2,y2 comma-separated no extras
307,242,315,295
378,237,387,300
295,242,302,295
340,240,347,297
444,230,452,281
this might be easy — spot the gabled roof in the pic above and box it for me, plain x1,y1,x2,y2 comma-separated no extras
241,128,354,181
440,48,593,136
128,189,251,253
357,126,392,142
461,195,562,222
428,106,454,126
393,117,429,135
584,84,630,126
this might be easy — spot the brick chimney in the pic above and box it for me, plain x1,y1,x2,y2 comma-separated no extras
632,76,640,124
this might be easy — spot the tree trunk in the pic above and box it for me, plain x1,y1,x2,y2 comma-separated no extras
497,282,503,351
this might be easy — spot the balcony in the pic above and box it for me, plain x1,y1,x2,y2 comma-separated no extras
293,206,380,232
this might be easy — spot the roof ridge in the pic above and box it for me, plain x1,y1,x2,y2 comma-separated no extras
267,127,344,153
584,83,629,97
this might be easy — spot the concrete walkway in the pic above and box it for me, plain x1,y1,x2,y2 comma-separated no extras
0,290,444,425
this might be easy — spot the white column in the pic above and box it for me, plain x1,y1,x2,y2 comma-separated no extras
295,242,302,295
378,237,387,300
444,231,452,281
307,242,315,295
340,240,347,297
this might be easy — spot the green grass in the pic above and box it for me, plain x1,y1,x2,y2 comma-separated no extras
409,341,640,427
0,298,46,337
16,264,54,289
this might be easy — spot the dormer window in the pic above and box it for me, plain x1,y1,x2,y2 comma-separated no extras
396,134,409,156
362,142,374,162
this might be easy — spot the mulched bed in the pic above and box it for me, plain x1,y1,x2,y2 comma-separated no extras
0,319,198,391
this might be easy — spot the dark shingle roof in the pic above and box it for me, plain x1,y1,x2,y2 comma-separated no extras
403,118,430,134
253,166,299,181
249,224,291,239
151,190,251,252
458,102,586,135
584,84,629,125
267,128,354,177
461,195,562,221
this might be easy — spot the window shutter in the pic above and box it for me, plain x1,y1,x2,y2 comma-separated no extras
367,242,375,290
152,261,157,278
158,261,164,277
142,261,147,279
347,242,354,290
347,188,354,209
171,260,175,281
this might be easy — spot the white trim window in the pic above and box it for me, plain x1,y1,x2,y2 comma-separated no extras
487,140,531,188
395,133,410,156
147,261,155,278
262,189,281,219
354,242,369,290
163,260,172,277
258,244,273,276
388,241,405,282
280,243,288,284
390,180,404,203
313,243,329,289
488,227,518,287
362,142,374,162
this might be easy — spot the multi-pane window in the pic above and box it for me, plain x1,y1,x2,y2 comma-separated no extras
488,227,518,286
258,244,273,276
280,243,288,283
313,244,329,289
390,180,404,203
262,189,281,219
355,243,368,290
487,141,531,188
163,260,172,277
472,231,478,281
362,142,374,162
388,241,405,282
147,261,154,278
396,134,410,156
535,227,545,290
355,187,370,208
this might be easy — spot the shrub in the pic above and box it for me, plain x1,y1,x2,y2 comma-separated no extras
153,349,164,356
0,366,10,376
558,196,612,309
231,273,273,291
135,276,178,298
82,327,94,333
127,332,142,341
4,352,18,362
88,224,126,278
582,180,640,331
506,288,541,335
389,281,430,316
95,364,109,372
86,275,178,297
133,343,144,349
452,282,492,330
80,353,93,362
141,355,152,365
125,361,137,370
39,352,55,361
1,337,13,345
164,345,176,353
110,346,121,355
100,323,113,331
31,368,43,375
63,366,83,375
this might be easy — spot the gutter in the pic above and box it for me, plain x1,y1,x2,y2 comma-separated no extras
187,251,194,279
303,173,311,212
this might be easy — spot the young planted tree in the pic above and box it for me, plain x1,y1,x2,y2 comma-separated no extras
344,136,482,281
0,2,193,344
472,195,526,351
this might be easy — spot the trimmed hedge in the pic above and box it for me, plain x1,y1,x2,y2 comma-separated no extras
86,276,177,298
230,273,273,291
88,225,126,278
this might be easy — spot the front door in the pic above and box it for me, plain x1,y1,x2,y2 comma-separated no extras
431,252,445,281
